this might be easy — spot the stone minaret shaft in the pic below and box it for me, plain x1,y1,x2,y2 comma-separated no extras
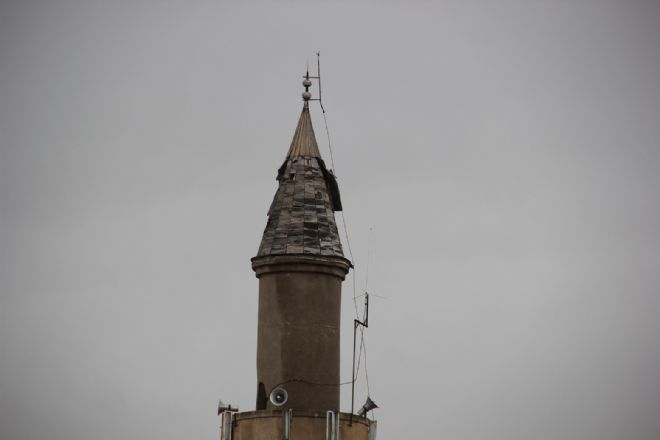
251,101,351,412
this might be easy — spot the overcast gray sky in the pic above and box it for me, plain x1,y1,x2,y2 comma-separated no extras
2,1,660,439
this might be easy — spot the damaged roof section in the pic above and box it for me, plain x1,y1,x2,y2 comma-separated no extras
255,104,345,259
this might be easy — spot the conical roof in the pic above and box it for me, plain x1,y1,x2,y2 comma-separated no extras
286,104,321,158
254,104,345,259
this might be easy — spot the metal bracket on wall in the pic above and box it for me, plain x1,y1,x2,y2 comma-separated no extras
221,412,235,440
282,408,293,440
367,420,377,440
326,411,340,440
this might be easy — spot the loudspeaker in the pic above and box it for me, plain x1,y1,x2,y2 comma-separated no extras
217,400,238,415
269,387,288,406
357,396,378,416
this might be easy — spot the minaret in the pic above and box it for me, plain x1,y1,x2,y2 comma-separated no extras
251,74,351,412
219,69,376,440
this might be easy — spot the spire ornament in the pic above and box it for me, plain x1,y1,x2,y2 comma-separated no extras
301,52,325,113
302,71,312,101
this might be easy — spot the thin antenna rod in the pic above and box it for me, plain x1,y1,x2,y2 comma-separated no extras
317,52,325,113
365,227,373,292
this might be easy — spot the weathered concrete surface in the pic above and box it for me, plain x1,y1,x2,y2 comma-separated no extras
252,255,350,411
224,410,372,440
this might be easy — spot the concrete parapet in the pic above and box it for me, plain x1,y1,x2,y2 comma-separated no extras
221,410,374,440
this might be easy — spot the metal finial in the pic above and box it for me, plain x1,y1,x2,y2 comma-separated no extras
300,53,323,108
302,69,312,101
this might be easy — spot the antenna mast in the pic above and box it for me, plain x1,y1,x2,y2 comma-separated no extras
303,52,325,113
351,292,369,423
303,54,375,422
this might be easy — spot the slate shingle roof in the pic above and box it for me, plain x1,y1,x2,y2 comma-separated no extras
255,104,345,259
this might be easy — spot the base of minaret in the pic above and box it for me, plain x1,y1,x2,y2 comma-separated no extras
220,410,376,440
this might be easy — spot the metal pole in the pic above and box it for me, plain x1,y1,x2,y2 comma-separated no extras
350,319,358,425
350,294,370,425
317,52,325,113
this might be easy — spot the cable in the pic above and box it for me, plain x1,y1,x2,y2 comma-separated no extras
322,110,360,320
268,378,353,395
362,335,371,396
319,95,372,408
362,228,373,396
321,111,337,180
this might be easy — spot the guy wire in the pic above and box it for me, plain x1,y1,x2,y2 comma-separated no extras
319,94,371,404
321,110,359,319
